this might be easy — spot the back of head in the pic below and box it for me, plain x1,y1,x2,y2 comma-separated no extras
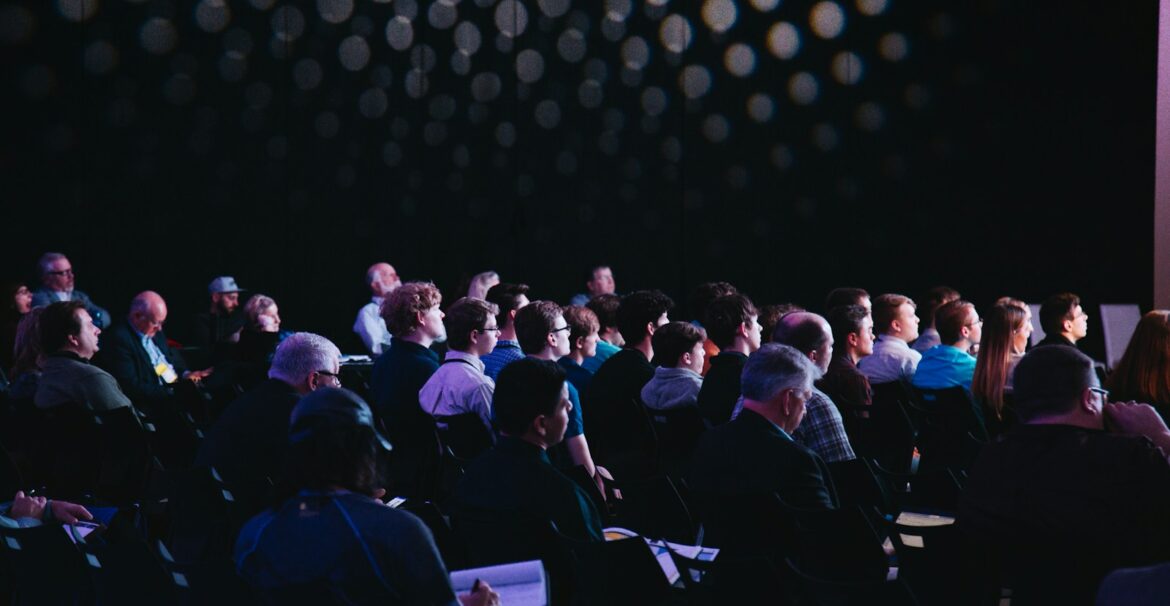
381,282,441,336
688,282,738,324
1108,310,1170,405
741,343,817,402
1012,345,1095,422
617,290,674,345
467,271,500,299
652,321,706,368
585,293,621,333
824,287,869,312
935,300,975,345
826,304,868,346
759,303,804,344
972,304,1027,411
12,307,45,374
772,311,830,355
872,293,914,334
286,387,384,494
39,301,86,353
485,282,530,328
563,305,599,344
269,332,341,385
1039,292,1080,335
920,286,961,327
444,297,499,351
492,358,566,436
244,294,276,329
704,293,758,349
514,300,562,354
37,252,67,276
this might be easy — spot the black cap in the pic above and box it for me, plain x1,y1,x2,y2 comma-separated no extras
289,387,393,452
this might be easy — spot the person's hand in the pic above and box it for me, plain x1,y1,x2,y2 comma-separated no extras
9,491,46,520
457,581,500,606
49,500,93,524
1105,401,1170,451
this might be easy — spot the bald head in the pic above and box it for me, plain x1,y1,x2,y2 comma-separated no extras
366,263,401,297
772,311,833,375
129,291,168,337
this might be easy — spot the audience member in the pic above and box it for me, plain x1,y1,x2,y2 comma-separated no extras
1,490,93,529
581,293,623,373
858,293,921,384
687,281,738,375
771,312,856,462
912,286,961,353
189,276,246,359
235,387,498,606
353,262,401,356
515,301,606,493
196,332,342,508
1107,310,1170,419
959,346,1170,603
640,321,706,411
480,283,530,381
453,359,604,542
7,308,44,399
972,303,1030,435
585,290,673,457
759,303,804,344
817,304,874,412
98,291,211,407
1,281,32,373
1037,292,1088,348
231,293,287,390
30,252,111,329
369,282,445,458
34,301,132,412
689,343,837,509
466,271,500,300
558,305,599,393
696,293,761,425
568,264,616,306
418,297,499,439
824,287,871,314
912,300,982,391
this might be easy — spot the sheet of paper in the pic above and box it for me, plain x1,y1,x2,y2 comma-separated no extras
450,560,547,606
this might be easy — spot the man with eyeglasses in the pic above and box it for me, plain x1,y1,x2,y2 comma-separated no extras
912,299,982,391
959,345,1170,603
418,297,500,456
1037,291,1089,348
30,252,111,329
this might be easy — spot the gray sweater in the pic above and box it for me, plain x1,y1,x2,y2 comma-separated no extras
35,352,132,411
640,367,703,411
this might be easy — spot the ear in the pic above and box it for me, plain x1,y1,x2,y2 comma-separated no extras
890,319,902,335
574,335,585,351
530,414,548,439
646,321,657,337
736,321,749,337
469,330,480,346
847,332,860,348
680,351,693,367
1078,388,1096,414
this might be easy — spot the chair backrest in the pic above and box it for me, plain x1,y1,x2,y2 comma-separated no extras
1100,304,1143,370
434,412,494,460
452,507,576,604
611,474,696,544
691,492,800,560
561,532,672,605
826,458,893,515
856,383,917,472
0,524,94,602
1028,303,1045,345
646,406,708,474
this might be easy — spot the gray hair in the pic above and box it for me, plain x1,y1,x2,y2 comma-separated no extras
244,293,276,326
740,343,819,402
38,252,67,275
269,332,341,384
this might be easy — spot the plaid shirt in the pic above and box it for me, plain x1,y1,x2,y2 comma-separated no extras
792,387,856,463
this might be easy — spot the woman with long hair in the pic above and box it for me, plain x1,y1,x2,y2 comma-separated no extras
1107,310,1170,419
1,282,33,375
972,303,1031,436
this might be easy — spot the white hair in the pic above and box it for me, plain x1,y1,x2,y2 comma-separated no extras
38,252,67,275
269,332,341,384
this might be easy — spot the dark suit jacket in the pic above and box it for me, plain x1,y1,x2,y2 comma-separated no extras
582,348,654,457
696,352,748,425
30,288,111,329
96,320,189,404
688,409,837,510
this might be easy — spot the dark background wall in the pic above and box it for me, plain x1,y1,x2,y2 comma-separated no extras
0,0,1156,357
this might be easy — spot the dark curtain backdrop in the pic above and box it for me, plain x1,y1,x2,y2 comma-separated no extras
0,0,1155,357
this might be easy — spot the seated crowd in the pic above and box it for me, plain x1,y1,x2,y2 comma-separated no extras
2,252,1170,605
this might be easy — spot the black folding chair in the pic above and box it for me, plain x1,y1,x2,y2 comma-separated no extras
645,406,709,479
610,474,697,544
860,383,919,473
451,508,576,605
0,523,94,604
827,458,894,516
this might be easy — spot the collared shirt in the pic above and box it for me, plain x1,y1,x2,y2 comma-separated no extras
912,328,941,353
858,335,922,384
135,327,176,384
912,344,977,391
354,297,392,356
581,339,619,374
791,388,856,463
418,351,495,431
481,340,524,381
558,356,594,394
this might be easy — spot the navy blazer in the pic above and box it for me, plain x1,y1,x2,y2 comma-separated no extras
96,319,188,403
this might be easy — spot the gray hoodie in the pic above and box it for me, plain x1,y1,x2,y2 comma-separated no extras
640,367,703,411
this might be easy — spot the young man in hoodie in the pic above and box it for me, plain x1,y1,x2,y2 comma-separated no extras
641,321,707,411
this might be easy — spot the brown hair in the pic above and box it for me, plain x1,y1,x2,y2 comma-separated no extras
704,293,759,349
11,307,45,377
381,282,441,336
562,305,599,348
652,321,707,368
872,294,915,334
972,304,1028,419
514,300,564,355
1107,310,1170,408
444,297,499,351
935,300,976,345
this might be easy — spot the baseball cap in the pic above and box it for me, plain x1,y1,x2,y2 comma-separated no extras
288,387,393,452
208,276,244,294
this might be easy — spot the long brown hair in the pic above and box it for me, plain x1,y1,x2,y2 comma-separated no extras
1108,310,1170,407
972,304,1027,419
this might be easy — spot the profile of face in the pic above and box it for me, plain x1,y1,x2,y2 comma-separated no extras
13,285,32,314
43,257,75,292
745,314,762,352
71,309,101,359
1067,305,1089,341
895,303,920,342
371,264,401,296
1013,309,1034,353
859,296,872,316
257,304,281,332
587,267,615,296
782,383,813,432
579,329,600,358
213,291,240,315
854,315,876,357
475,318,500,357
685,340,706,374
964,309,983,345
812,320,834,374
550,314,571,358
132,300,168,338
540,384,572,446
420,303,446,341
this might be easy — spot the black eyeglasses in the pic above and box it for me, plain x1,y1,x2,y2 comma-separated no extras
551,326,571,334
47,269,74,277
477,326,502,333
315,370,341,384
1088,386,1109,401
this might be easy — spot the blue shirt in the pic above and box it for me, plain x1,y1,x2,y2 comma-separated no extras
912,345,977,391
481,340,525,381
581,339,619,374
558,357,594,394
